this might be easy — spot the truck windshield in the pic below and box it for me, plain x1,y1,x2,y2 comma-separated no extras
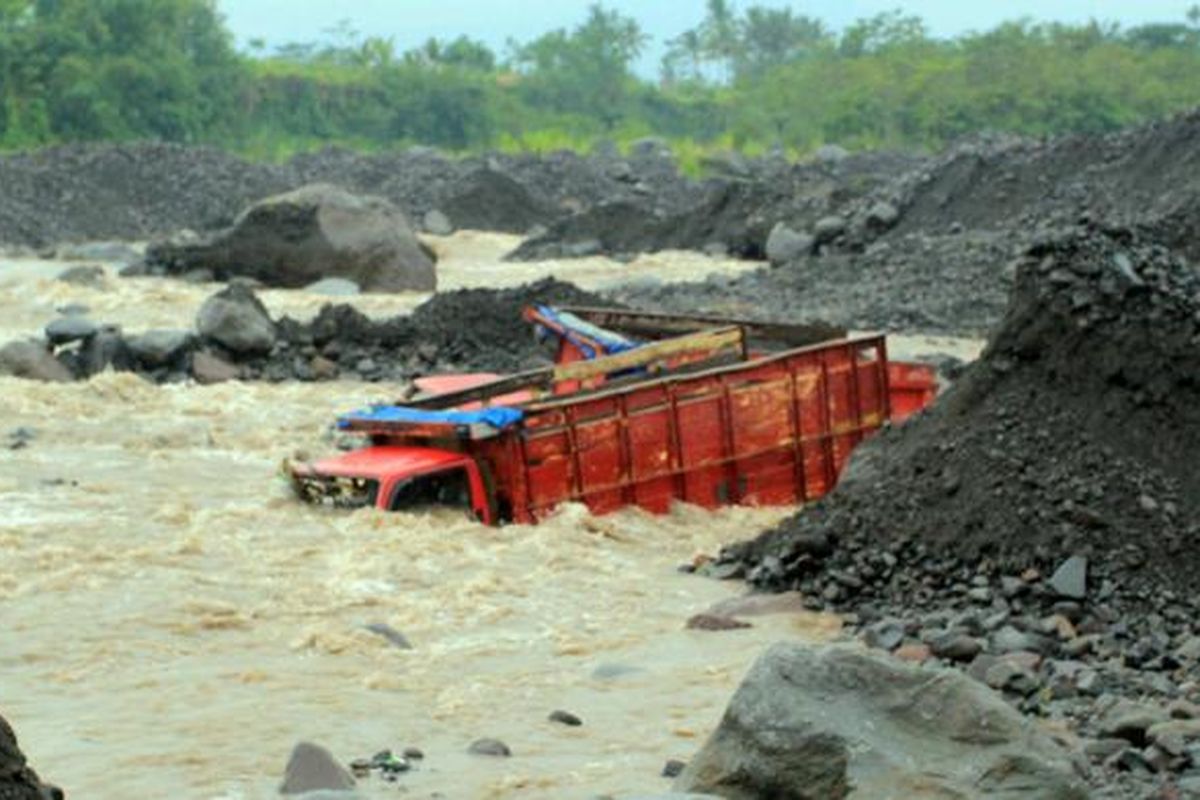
389,468,472,513
292,474,380,510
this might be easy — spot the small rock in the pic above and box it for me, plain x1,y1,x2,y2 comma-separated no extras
1083,738,1128,763
549,710,583,727
45,315,99,346
592,663,643,681
1048,555,1088,600
685,614,752,632
991,626,1052,656
310,356,339,381
279,741,357,795
862,618,906,652
1100,699,1170,745
1147,719,1200,745
467,738,511,757
126,329,192,368
661,759,687,778
363,623,412,650
191,351,239,384
305,278,361,297
812,215,848,244
893,643,931,664
765,223,813,266
423,209,453,235
929,633,982,662
864,201,900,231
56,264,107,287
984,660,1040,696
402,747,424,760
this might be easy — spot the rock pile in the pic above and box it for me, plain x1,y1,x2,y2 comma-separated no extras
0,278,607,384
712,226,1200,796
507,151,920,262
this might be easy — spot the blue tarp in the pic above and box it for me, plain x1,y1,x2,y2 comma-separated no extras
535,305,640,359
338,405,525,430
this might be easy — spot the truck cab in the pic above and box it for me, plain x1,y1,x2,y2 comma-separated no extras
290,445,493,523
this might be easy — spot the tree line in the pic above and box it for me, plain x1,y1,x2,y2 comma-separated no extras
3,0,1200,160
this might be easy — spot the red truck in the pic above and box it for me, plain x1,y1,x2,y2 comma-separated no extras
289,308,937,524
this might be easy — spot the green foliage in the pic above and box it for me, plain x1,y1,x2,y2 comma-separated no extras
3,2,1200,159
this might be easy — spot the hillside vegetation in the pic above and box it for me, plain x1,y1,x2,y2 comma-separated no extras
3,0,1200,160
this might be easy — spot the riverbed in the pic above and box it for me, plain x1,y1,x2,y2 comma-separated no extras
0,235,979,798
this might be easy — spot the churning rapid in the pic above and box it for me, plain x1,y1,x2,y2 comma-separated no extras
0,234,979,798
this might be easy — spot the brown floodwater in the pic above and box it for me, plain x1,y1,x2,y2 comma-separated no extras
0,234,979,798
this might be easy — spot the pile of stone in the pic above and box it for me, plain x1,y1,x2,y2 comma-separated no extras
710,226,1200,796
0,278,607,385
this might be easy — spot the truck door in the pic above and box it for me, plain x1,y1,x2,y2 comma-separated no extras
386,466,491,523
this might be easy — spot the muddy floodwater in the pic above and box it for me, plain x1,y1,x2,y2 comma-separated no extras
0,234,980,798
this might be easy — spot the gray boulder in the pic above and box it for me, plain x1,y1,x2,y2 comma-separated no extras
675,644,1088,800
126,329,192,368
145,184,436,292
864,201,901,232
1048,555,1088,600
812,215,848,244
56,265,108,288
422,209,453,236
0,340,73,382
191,351,240,384
196,284,275,356
765,223,814,266
279,742,356,796
45,316,99,346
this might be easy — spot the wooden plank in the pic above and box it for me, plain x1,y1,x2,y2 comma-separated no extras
551,326,745,383
558,306,847,348
408,367,553,410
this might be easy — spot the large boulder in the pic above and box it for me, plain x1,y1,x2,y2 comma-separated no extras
1,713,64,800
675,644,1088,800
195,284,275,356
145,184,436,292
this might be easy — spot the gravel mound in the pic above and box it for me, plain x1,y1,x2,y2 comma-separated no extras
724,224,1200,596
508,151,922,262
611,230,1013,336
0,143,701,248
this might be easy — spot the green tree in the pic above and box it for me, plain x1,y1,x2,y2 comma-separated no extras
511,3,646,130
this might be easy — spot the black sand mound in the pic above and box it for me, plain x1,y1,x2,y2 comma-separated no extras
723,225,1200,596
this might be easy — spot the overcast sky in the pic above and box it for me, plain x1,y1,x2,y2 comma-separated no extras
219,1,1196,73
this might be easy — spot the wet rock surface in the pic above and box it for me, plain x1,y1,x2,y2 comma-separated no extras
279,741,356,796
144,184,436,292
673,644,1088,800
0,714,63,800
0,278,609,384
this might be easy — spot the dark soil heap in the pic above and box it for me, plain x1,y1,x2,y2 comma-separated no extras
276,278,609,380
722,225,1200,598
